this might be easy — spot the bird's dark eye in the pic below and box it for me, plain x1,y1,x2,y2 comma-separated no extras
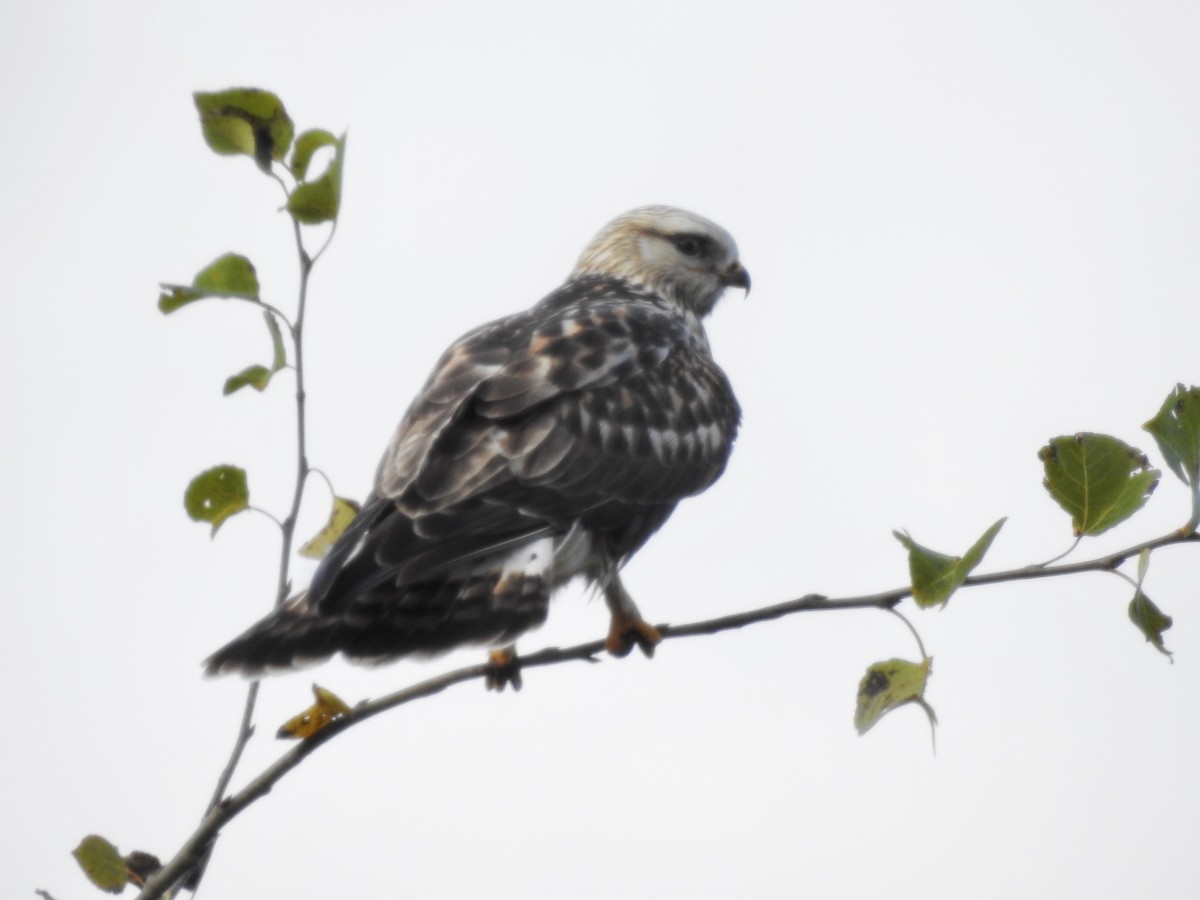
672,234,706,258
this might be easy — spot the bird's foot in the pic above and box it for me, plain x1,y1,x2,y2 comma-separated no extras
485,646,522,692
605,613,662,658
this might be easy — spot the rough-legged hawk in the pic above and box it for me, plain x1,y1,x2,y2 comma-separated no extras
206,206,748,680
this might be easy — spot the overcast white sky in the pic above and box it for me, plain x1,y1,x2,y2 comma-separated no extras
3,1,1200,898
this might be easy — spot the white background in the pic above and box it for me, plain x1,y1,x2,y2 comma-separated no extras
3,2,1199,898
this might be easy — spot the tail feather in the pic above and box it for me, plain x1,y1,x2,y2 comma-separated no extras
204,569,552,676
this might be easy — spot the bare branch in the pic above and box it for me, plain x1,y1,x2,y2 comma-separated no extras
134,527,1198,900
205,682,258,814
274,213,314,612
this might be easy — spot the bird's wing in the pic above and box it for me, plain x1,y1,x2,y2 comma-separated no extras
314,287,739,610
386,292,736,505
376,293,680,497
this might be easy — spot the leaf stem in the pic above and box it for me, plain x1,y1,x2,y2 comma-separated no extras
1110,569,1140,590
216,294,293,331
886,607,928,660
309,220,338,267
1036,535,1082,568
308,466,336,501
246,505,284,530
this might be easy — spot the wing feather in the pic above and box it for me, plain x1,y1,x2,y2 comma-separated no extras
318,278,738,616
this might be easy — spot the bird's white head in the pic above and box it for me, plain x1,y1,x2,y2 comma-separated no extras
571,205,750,317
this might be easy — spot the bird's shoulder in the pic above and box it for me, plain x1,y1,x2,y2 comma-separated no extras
376,276,726,499
529,274,704,345
419,275,706,409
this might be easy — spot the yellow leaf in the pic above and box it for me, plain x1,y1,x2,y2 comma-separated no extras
72,835,127,894
277,684,353,739
854,657,936,736
299,497,360,560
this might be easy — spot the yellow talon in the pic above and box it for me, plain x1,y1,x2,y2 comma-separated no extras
485,646,522,691
606,614,662,658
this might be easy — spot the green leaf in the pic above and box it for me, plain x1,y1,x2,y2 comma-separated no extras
287,132,345,224
290,128,338,181
192,253,260,299
216,312,288,395
1038,434,1160,536
221,313,288,395
854,657,936,736
223,364,273,395
893,518,1006,609
193,88,294,172
265,310,287,371
1143,384,1200,487
1129,590,1173,660
157,285,203,314
184,465,249,536
73,834,126,894
299,497,361,559
158,253,260,314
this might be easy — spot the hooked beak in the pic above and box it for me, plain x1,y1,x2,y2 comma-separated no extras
721,262,751,295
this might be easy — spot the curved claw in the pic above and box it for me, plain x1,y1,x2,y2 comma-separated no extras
485,646,523,692
605,614,662,658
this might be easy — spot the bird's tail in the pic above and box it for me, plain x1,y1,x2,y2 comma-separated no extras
204,591,340,676
204,569,553,677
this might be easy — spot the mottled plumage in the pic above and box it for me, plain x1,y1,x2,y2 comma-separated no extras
206,206,748,677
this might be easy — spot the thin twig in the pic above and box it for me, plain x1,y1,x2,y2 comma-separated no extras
204,682,259,812
962,529,1194,587
273,211,313,612
134,527,1198,900
183,680,261,892
184,177,320,894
